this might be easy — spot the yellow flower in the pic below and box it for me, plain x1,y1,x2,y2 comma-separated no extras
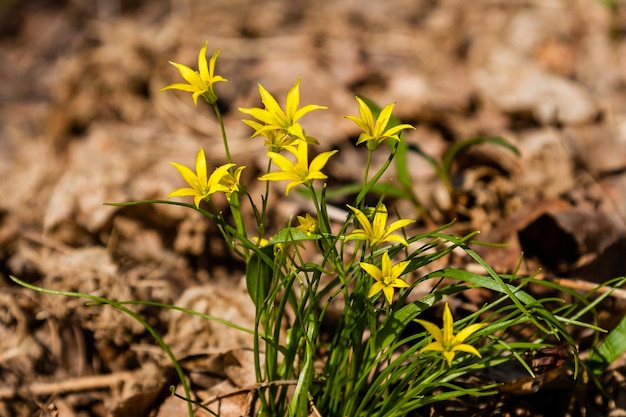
239,77,327,143
218,165,246,202
242,119,294,151
345,97,414,150
296,213,318,236
161,42,227,105
345,204,415,250
252,236,269,247
259,141,337,195
414,303,486,367
167,148,233,208
360,251,410,304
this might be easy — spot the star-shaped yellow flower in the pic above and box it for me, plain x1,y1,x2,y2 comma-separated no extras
161,42,227,105
259,141,337,195
345,97,414,150
360,251,410,304
239,77,327,143
242,119,293,151
218,165,246,202
414,303,486,367
345,204,415,250
296,213,318,236
167,148,233,208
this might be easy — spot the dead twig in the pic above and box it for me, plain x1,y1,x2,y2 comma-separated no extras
0,371,133,400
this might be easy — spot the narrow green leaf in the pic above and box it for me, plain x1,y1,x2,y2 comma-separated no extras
441,136,520,177
246,245,274,307
589,314,626,375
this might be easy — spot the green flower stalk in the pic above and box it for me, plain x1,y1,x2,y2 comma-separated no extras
259,141,337,196
345,204,415,250
415,302,486,367
239,77,327,144
360,251,410,304
161,42,227,105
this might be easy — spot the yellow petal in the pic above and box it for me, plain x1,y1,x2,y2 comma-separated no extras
368,281,385,299
195,148,208,183
308,150,338,174
284,180,304,196
198,41,209,80
170,162,200,190
454,323,486,344
451,344,482,358
374,102,395,136
442,303,455,345
285,77,301,121
167,187,200,199
382,286,395,304
414,319,444,343
386,218,415,234
160,83,198,93
360,262,382,280
169,61,201,88
419,341,444,353
442,351,456,366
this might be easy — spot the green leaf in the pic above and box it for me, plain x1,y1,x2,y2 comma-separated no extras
245,245,274,307
323,183,409,200
441,136,520,176
269,227,320,244
588,314,626,375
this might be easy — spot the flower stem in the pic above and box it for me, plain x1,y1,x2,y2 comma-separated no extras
363,149,373,185
213,102,232,164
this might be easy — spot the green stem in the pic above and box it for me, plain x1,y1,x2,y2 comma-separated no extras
211,102,248,250
212,102,232,164
355,142,399,207
363,149,373,185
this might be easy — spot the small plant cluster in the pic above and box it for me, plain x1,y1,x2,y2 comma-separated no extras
12,42,626,417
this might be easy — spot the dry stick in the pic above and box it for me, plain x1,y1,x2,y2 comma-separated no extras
0,371,133,400
202,379,325,417
202,379,300,406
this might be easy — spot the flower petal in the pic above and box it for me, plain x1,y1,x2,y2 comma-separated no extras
293,104,328,122
419,341,444,353
285,77,301,121
386,218,415,234
382,286,394,304
374,103,395,136
161,83,199,93
367,281,384,299
451,343,482,358
414,319,444,343
167,187,200,199
195,148,208,184
198,41,209,80
454,323,486,344
169,61,201,87
266,152,297,173
308,150,337,174
360,262,382,280
442,303,455,345
170,162,200,189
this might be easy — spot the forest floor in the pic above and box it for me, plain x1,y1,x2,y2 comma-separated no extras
1,0,626,416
